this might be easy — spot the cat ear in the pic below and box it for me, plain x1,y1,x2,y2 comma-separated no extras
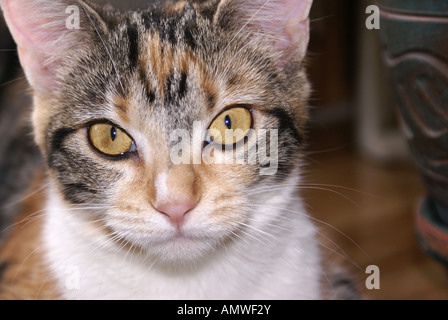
214,0,313,67
0,0,104,94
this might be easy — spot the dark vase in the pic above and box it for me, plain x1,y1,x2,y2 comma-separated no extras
379,0,448,266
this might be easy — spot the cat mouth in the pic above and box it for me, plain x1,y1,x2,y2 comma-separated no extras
159,230,222,248
116,225,222,262
142,234,220,263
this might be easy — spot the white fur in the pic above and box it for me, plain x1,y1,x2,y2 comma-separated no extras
43,174,323,300
154,172,170,203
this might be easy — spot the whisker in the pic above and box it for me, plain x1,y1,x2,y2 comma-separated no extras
251,185,365,207
1,182,51,210
216,0,272,67
0,75,27,88
244,211,364,272
17,210,49,229
246,203,374,264
301,183,385,200
304,143,353,155
219,40,254,79
243,215,359,286
246,181,383,207
310,15,335,24
237,221,279,243
233,222,267,245
80,4,125,94
11,245,42,286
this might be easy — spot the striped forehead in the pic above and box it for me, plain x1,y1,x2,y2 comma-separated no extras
142,32,192,103
123,5,199,96
109,6,220,134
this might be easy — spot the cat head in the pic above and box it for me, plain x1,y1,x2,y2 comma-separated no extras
1,0,313,264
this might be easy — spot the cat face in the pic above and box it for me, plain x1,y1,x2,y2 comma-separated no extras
1,0,312,263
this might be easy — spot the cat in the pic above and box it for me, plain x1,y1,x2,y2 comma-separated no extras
0,0,358,299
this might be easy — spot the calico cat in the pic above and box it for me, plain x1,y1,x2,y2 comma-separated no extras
0,0,357,299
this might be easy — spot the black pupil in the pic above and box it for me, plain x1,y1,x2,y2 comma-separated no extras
110,126,117,141
224,115,231,130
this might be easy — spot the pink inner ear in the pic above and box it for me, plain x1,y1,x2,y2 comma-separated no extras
285,0,312,41
1,0,55,51
18,46,59,92
1,0,72,92
252,0,312,64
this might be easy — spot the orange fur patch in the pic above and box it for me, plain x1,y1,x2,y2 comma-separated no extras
164,164,201,205
0,169,61,300
144,32,206,103
164,1,188,15
112,95,131,125
148,32,173,98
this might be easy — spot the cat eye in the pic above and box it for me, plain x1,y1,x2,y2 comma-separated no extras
89,123,135,157
208,107,252,146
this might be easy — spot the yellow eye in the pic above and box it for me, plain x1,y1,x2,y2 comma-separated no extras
89,123,134,156
208,107,252,145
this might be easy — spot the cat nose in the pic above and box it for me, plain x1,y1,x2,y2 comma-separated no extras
156,201,196,228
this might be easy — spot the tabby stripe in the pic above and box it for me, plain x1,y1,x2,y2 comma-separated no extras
47,127,76,169
138,61,156,104
167,21,177,46
165,72,175,102
184,23,196,51
262,108,303,144
179,72,188,99
63,183,98,204
256,108,303,182
126,23,139,70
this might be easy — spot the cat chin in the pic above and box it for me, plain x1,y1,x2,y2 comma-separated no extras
119,230,225,265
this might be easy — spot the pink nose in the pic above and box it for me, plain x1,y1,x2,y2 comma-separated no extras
156,201,196,228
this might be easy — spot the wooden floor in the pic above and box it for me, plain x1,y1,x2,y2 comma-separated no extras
303,127,448,300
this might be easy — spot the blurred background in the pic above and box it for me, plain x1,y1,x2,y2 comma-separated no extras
1,0,447,299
